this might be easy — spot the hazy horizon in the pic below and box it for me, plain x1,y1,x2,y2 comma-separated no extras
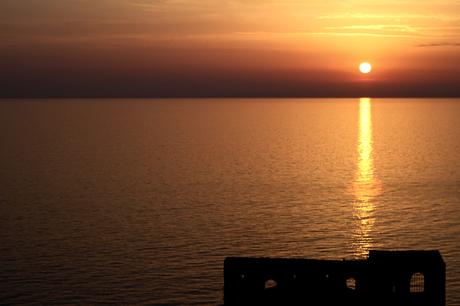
1,0,460,98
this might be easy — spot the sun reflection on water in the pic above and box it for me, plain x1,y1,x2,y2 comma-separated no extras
352,98,381,257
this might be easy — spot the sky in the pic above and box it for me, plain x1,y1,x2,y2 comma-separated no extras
1,0,460,97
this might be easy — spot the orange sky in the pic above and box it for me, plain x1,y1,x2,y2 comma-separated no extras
1,0,460,97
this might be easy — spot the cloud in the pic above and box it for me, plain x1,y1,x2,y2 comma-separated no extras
417,42,460,47
309,32,417,38
324,24,417,33
317,13,460,22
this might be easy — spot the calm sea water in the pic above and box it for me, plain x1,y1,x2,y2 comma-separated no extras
0,98,459,305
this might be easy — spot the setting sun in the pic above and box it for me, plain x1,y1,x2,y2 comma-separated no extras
359,62,372,74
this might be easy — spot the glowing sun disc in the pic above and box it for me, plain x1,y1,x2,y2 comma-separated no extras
359,62,372,74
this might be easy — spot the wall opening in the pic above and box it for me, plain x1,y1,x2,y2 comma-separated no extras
265,279,278,290
346,277,357,290
410,272,424,293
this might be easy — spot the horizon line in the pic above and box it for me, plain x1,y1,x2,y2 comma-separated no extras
2,95,460,100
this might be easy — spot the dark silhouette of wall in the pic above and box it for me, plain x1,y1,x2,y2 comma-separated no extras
224,250,445,306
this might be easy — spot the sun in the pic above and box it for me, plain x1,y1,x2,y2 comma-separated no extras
359,62,372,74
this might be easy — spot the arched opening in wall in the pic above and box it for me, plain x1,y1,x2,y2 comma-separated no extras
346,277,356,290
410,272,424,293
264,279,278,290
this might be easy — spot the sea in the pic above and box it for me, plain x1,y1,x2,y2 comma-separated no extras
0,98,459,305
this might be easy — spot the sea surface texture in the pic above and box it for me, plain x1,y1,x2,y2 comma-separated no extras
1,98,459,305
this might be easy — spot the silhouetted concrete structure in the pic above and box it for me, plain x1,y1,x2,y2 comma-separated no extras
224,250,445,306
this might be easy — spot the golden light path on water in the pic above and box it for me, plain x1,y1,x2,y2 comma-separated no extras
352,98,381,257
